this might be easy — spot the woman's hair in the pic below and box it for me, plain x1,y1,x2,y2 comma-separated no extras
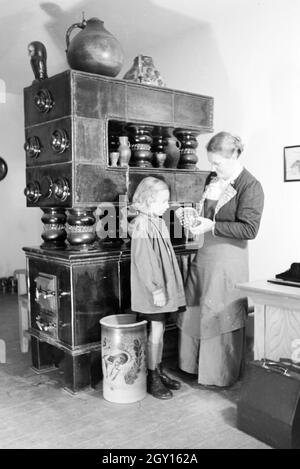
132,176,169,210
206,131,244,158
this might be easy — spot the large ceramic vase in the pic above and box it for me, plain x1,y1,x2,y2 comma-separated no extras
66,208,96,250
100,314,147,403
66,17,124,77
127,124,154,167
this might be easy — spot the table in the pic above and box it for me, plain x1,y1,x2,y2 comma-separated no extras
237,280,300,362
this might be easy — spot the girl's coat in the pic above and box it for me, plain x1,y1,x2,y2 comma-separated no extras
129,213,186,314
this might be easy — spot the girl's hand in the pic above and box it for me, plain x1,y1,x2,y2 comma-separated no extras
153,289,166,307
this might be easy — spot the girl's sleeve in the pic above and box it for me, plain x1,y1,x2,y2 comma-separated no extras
131,225,165,294
214,179,264,240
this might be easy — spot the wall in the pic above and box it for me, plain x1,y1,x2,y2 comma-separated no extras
0,1,70,277
148,0,300,280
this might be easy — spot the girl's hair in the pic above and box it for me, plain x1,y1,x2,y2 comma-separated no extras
206,131,244,158
132,177,169,210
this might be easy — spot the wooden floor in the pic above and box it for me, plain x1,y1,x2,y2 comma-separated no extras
0,293,270,449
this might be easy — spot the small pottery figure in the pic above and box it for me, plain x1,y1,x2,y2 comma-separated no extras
123,55,166,87
28,41,48,83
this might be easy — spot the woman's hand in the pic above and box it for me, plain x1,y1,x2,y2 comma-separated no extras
188,217,215,235
153,289,166,307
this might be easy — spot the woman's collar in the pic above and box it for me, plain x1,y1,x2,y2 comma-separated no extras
218,163,244,185
229,164,244,185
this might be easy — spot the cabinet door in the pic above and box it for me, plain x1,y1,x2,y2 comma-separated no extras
73,261,120,346
28,258,72,346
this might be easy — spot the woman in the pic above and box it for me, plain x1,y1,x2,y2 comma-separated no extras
177,131,264,387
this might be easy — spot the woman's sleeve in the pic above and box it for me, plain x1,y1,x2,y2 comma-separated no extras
131,226,165,293
214,179,264,240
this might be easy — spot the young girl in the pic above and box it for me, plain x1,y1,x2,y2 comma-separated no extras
129,177,186,399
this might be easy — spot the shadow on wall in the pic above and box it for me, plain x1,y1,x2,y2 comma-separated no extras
40,0,200,61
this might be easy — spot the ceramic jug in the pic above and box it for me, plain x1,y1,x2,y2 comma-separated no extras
164,137,181,168
118,136,131,167
66,17,124,77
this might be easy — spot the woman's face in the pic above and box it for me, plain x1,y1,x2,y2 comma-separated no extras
207,151,238,179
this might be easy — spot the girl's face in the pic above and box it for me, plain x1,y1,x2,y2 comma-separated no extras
149,189,170,216
207,151,238,179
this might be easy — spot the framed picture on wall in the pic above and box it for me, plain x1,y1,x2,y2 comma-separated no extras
284,145,300,181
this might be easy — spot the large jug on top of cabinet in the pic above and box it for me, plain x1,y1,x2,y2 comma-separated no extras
65,17,124,77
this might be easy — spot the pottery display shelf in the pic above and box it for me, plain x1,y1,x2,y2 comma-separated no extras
24,69,213,250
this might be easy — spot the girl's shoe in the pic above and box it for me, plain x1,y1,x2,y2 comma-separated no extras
157,363,181,390
147,369,173,399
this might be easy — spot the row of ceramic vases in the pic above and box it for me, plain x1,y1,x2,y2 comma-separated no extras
109,136,181,168
0,276,18,293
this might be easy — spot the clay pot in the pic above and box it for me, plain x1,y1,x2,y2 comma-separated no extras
109,152,120,167
66,17,124,77
100,314,147,403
